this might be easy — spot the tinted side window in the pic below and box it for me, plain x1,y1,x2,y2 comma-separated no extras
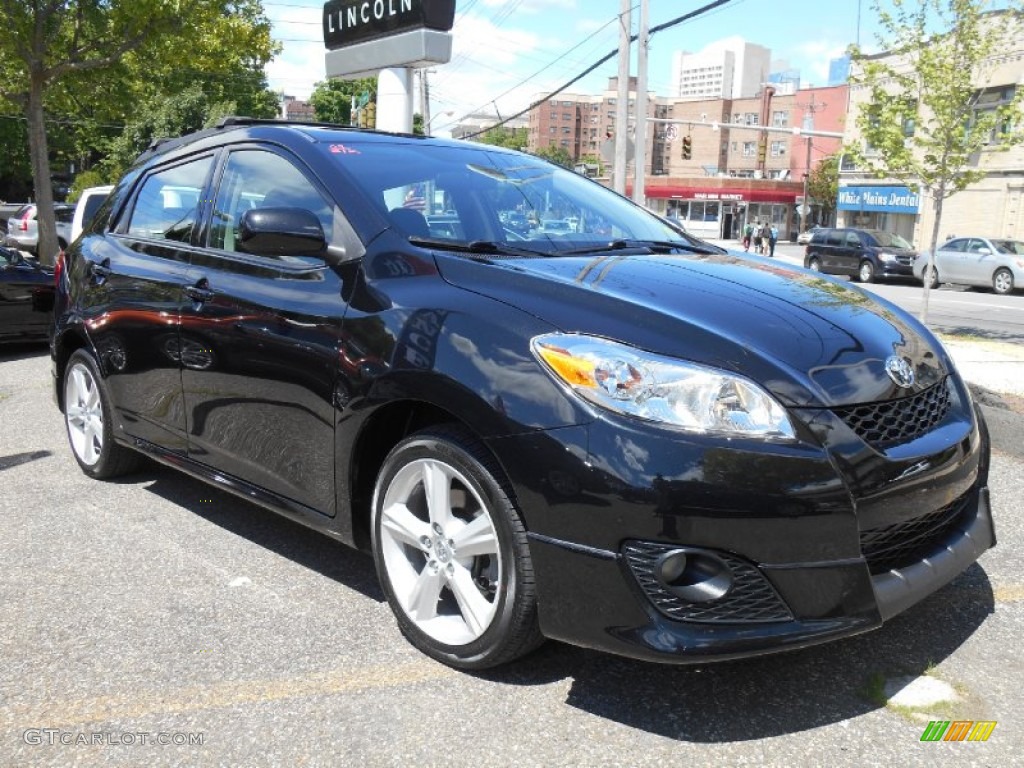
967,239,989,253
942,238,967,252
127,156,213,243
845,231,862,247
209,149,333,260
55,207,75,224
825,230,843,246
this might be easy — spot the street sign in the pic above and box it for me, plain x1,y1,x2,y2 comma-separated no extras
665,124,678,142
798,204,810,217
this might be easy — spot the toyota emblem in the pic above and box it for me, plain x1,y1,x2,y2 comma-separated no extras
885,356,915,388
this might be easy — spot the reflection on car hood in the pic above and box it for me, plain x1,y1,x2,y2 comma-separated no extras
435,251,951,408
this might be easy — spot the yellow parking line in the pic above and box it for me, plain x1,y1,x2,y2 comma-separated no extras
7,659,454,728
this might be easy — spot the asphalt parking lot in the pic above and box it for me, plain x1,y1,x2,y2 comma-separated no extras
2,343,1022,766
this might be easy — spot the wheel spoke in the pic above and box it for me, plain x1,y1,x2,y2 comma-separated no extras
70,367,88,404
380,502,431,550
422,460,454,529
406,565,445,621
451,514,498,558
448,563,495,637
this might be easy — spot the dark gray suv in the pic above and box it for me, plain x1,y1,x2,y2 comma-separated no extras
804,227,917,283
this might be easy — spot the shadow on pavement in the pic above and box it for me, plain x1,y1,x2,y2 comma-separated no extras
126,457,995,742
137,462,385,603
0,340,49,363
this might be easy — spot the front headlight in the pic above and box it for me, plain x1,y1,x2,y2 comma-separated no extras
878,251,897,262
532,334,796,440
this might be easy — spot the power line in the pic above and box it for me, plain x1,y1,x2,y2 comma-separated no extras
461,0,736,139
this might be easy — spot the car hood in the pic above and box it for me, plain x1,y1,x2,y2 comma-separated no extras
434,251,951,408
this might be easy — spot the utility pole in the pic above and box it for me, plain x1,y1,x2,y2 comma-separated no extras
613,0,631,195
796,96,827,229
419,69,432,135
632,0,650,206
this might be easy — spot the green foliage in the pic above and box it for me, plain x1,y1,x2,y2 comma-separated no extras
309,79,377,125
807,153,840,218
474,126,529,150
849,0,1024,199
101,86,237,180
532,144,575,168
67,169,108,203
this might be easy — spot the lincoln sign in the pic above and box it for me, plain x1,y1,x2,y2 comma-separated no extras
323,0,456,50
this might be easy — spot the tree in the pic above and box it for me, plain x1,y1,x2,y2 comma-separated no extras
0,0,274,264
309,78,377,125
850,0,1024,324
533,144,575,168
474,126,529,151
807,153,840,226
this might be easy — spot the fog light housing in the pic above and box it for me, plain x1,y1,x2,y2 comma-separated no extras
654,549,733,602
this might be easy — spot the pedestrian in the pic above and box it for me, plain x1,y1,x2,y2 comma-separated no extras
768,222,778,257
742,221,753,251
754,221,764,254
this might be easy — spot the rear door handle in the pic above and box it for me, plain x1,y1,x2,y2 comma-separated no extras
89,259,111,282
184,282,214,303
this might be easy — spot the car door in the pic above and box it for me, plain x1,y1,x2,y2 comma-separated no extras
0,248,53,339
934,237,967,282
962,238,995,286
843,230,864,276
79,153,216,453
181,146,348,515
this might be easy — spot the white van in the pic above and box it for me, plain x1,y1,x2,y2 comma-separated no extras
70,185,114,243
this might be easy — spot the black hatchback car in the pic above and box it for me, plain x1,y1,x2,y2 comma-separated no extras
804,227,917,283
52,119,994,669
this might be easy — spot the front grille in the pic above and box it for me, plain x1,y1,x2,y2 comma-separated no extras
859,494,972,574
832,377,952,449
622,541,793,624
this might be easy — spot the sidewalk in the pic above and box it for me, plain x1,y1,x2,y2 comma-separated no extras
705,238,1024,402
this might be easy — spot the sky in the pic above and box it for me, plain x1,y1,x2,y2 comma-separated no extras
264,0,881,135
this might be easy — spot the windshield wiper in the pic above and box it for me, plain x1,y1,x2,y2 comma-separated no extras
554,239,722,256
408,237,548,257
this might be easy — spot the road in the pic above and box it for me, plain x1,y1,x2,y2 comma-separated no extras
1,345,1022,766
717,239,1024,343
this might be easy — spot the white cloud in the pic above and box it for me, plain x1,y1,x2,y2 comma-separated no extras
790,41,850,87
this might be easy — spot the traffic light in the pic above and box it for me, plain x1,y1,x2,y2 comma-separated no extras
681,135,692,160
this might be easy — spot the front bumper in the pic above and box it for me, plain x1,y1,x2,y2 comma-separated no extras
526,486,992,663
488,391,992,663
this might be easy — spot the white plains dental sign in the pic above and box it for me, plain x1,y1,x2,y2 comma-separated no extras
322,0,455,50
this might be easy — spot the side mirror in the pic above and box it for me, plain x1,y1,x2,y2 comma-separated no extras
976,247,991,255
238,207,327,258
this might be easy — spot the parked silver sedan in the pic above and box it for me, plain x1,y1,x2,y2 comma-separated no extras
914,236,1024,295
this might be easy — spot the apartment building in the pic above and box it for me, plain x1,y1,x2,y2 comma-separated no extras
841,15,1024,247
671,38,770,101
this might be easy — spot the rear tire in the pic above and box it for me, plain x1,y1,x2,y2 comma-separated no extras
63,349,141,479
923,265,940,289
807,256,821,272
371,425,543,669
858,260,876,283
993,267,1014,295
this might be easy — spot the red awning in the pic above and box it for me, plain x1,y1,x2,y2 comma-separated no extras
636,186,800,203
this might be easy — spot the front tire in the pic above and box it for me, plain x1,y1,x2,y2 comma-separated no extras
858,260,876,283
63,349,141,478
993,267,1014,295
922,264,940,289
371,426,542,669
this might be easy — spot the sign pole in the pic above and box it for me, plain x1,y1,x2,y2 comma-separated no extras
613,0,631,195
377,67,414,133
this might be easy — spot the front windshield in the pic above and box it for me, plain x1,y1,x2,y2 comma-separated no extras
872,231,913,249
318,140,695,253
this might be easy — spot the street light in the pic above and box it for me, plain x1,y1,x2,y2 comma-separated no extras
424,110,455,136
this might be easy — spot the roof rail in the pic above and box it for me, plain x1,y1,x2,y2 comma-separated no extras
215,115,360,131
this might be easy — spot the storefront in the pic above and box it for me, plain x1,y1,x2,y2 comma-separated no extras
638,181,804,241
836,184,921,244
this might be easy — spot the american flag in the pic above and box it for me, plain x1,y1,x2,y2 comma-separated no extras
403,185,426,212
